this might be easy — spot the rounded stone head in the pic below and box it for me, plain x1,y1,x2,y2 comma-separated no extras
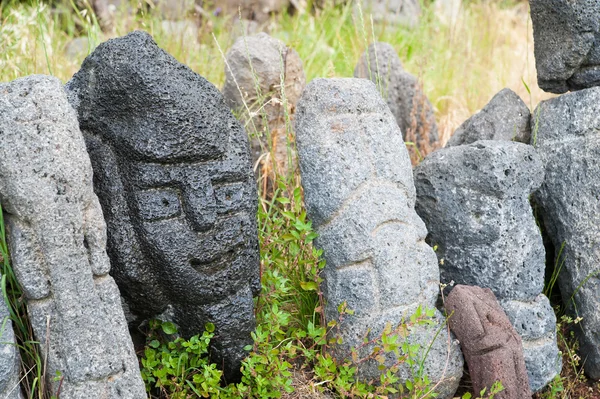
66,31,260,379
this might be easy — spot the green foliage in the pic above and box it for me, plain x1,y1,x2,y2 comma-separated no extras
0,204,54,399
141,320,223,398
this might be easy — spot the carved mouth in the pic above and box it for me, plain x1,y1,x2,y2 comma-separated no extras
189,251,235,276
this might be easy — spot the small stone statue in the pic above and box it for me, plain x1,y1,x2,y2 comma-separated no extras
0,75,145,398
446,285,532,399
66,31,261,380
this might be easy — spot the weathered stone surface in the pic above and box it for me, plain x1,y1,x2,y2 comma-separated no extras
0,75,145,398
357,0,421,26
414,140,561,391
530,0,600,93
446,285,532,399
295,78,463,397
354,42,438,162
532,87,600,380
0,290,22,399
446,88,531,147
223,32,305,176
66,31,260,381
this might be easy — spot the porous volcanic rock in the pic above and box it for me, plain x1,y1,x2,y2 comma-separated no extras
532,87,600,380
66,31,260,381
354,42,438,161
414,140,561,391
530,0,600,93
0,75,145,398
295,78,463,398
223,32,305,175
446,88,531,147
446,285,532,399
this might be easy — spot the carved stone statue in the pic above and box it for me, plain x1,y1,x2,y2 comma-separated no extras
66,31,261,380
446,285,532,399
0,75,145,398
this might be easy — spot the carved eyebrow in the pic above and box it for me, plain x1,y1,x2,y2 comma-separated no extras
128,162,174,188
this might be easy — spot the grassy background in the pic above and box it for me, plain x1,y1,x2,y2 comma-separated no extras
0,0,551,145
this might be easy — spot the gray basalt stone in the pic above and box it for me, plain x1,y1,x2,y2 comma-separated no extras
0,289,22,399
295,78,463,398
531,87,600,380
354,42,438,160
530,0,600,94
223,32,305,175
414,140,561,392
66,31,260,381
446,88,531,147
0,75,145,398
446,285,532,399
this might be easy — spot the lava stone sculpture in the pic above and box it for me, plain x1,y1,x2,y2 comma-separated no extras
0,75,145,398
532,87,600,380
66,31,260,380
446,285,532,399
414,140,561,392
295,78,464,398
354,42,438,161
530,0,600,93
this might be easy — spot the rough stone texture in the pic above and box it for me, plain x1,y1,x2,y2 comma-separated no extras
446,285,532,399
295,78,463,397
414,140,561,392
0,75,145,398
66,31,260,381
446,88,531,147
0,291,22,399
354,42,438,163
530,0,600,93
531,87,600,380
223,32,305,175
357,0,421,26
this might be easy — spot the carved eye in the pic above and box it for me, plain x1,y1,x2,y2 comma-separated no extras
135,188,182,221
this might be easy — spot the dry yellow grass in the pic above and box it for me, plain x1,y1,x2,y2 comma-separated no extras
1,1,551,147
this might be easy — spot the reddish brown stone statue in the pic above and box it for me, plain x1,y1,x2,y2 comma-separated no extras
445,285,532,399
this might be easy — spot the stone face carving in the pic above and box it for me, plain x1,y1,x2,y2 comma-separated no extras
445,285,532,399
66,31,261,380
0,288,22,399
354,42,438,163
531,87,600,380
414,140,561,392
0,75,145,398
446,88,531,147
295,78,463,397
530,0,600,94
223,32,306,176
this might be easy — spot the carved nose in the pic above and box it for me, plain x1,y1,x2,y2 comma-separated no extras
183,186,217,232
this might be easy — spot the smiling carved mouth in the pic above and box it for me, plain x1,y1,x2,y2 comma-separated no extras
189,250,236,276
